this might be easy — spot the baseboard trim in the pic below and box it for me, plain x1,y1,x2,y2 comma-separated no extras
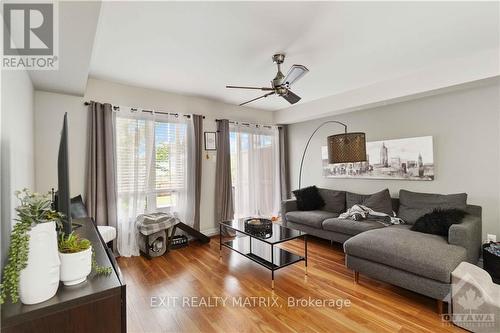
201,227,219,237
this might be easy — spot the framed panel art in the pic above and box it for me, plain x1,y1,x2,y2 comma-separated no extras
204,132,217,151
322,136,434,180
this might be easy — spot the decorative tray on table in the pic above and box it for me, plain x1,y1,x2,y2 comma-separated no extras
244,218,273,239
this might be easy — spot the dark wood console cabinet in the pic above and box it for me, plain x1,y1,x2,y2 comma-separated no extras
1,218,126,333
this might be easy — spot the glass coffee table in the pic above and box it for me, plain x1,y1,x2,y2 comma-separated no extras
219,218,308,289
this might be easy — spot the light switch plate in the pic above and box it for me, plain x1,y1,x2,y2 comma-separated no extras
487,234,497,242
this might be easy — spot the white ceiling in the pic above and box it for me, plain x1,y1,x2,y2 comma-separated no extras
89,1,499,110
28,1,101,95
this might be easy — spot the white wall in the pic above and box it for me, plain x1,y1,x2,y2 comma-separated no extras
34,78,275,235
34,91,87,197
1,69,35,266
287,82,500,240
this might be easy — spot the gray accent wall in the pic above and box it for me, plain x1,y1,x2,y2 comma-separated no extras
287,82,500,240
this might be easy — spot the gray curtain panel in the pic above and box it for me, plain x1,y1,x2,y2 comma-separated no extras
85,101,118,231
192,114,203,231
215,119,234,223
278,125,291,200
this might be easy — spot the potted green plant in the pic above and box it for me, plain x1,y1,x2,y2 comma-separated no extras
58,233,112,285
0,189,64,305
58,233,92,285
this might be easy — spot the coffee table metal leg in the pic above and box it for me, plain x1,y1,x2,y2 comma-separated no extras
271,244,274,289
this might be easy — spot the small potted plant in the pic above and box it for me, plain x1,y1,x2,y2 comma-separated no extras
0,189,64,305
58,233,93,286
58,233,112,286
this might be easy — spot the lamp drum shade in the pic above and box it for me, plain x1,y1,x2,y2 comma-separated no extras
327,132,367,164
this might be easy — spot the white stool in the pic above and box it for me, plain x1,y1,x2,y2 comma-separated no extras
451,262,500,332
97,226,116,245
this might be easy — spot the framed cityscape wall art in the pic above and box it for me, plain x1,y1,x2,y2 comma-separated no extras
322,136,434,181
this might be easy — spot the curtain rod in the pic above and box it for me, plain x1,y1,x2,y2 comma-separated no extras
215,118,281,129
84,101,205,119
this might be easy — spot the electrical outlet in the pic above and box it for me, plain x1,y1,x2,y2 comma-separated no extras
487,234,497,242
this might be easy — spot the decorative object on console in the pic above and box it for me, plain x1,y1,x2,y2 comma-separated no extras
58,233,92,286
244,218,273,239
322,136,434,180
58,232,112,286
293,186,325,211
204,131,217,150
298,120,366,189
411,209,467,237
0,189,63,305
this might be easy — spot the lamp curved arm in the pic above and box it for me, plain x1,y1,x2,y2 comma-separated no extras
298,121,347,190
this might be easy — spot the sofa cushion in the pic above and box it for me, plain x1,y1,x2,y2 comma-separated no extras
344,225,467,282
346,189,393,215
398,190,467,224
322,218,385,236
285,210,338,229
318,188,346,214
293,186,325,211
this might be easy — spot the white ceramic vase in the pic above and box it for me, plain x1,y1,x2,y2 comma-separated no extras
59,246,92,286
19,221,60,305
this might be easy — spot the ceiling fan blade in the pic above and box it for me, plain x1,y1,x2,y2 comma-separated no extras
239,92,275,106
283,65,309,86
226,85,274,91
282,90,301,104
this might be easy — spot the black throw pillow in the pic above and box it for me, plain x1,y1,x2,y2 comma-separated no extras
293,186,325,211
411,209,467,237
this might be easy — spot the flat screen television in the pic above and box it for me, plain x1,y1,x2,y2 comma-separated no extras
57,113,72,234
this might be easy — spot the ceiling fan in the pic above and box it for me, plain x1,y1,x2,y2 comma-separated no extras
226,53,309,106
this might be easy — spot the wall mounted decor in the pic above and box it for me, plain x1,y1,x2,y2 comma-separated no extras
322,136,434,180
204,132,217,150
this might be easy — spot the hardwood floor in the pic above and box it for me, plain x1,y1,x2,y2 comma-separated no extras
117,236,465,333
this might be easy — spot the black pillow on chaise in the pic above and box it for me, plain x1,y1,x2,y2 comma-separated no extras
293,186,325,211
410,208,467,237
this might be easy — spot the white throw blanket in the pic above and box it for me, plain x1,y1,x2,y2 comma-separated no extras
339,204,405,226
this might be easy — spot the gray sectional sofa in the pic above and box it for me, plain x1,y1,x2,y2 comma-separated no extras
281,188,482,306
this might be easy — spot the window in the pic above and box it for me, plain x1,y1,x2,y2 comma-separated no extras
153,121,187,209
115,115,187,213
229,124,281,218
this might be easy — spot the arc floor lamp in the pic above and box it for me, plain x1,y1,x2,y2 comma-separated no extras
298,121,367,189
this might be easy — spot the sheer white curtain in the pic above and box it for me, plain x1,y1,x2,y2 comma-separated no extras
115,109,195,257
230,123,281,218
